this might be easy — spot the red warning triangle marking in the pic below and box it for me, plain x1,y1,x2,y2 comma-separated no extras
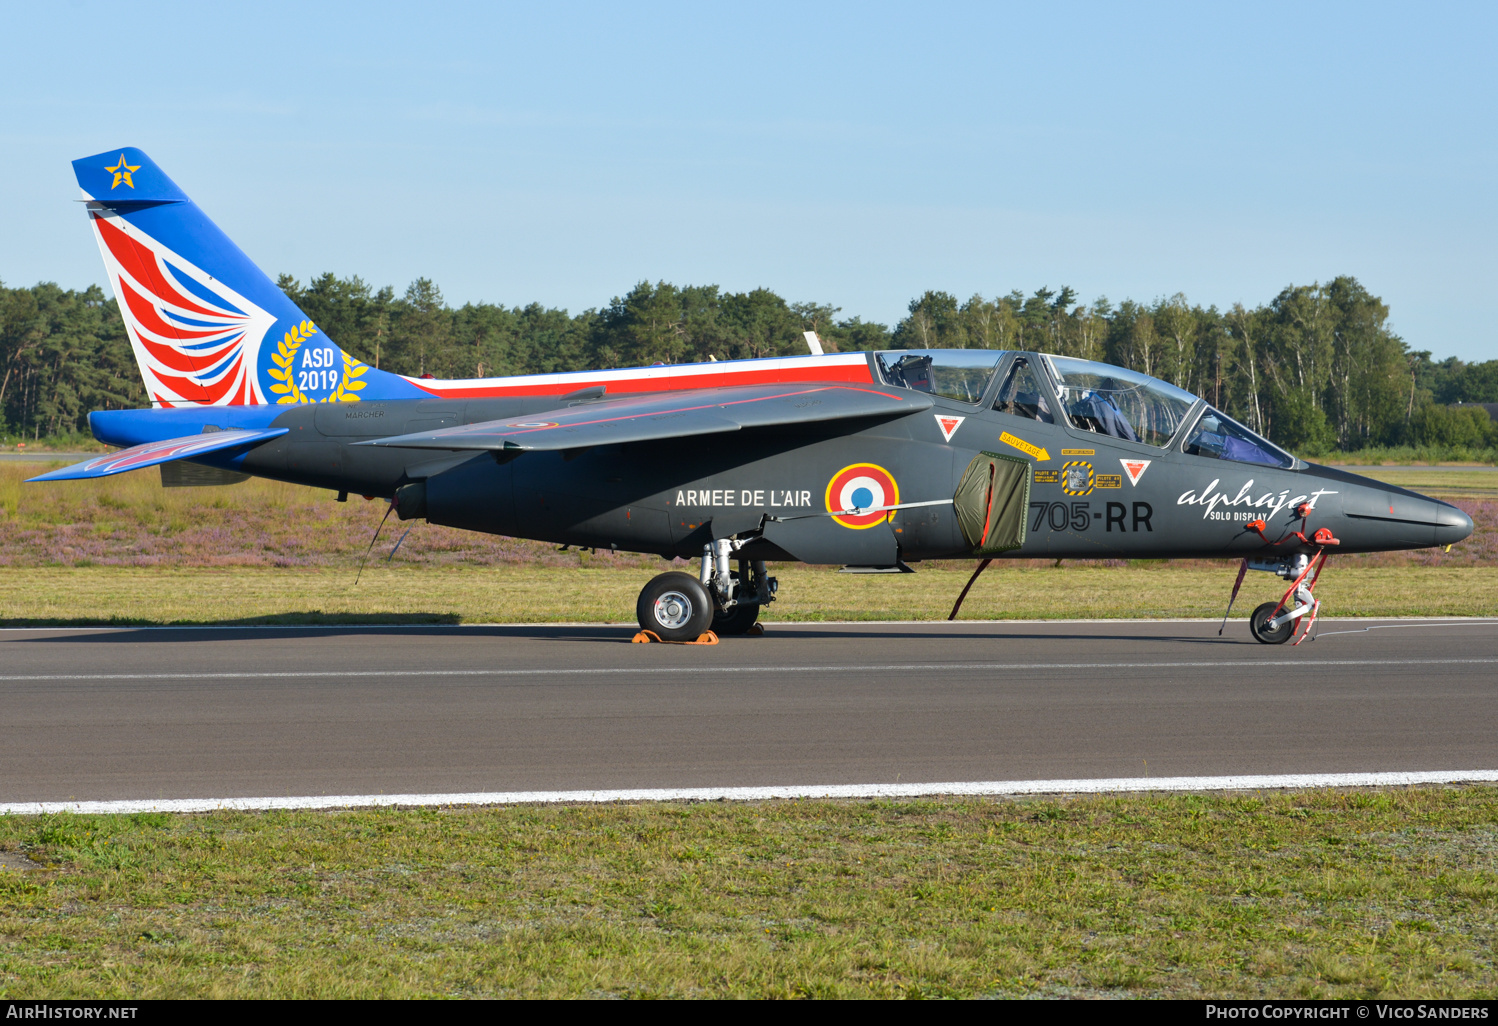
935,415,965,442
1120,459,1152,486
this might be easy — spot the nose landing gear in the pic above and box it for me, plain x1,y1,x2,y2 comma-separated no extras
1230,511,1340,645
1249,544,1334,645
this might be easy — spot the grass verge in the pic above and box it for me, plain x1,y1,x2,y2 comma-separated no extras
1332,468,1498,500
1320,445,1497,466
1,788,1495,998
0,564,1494,625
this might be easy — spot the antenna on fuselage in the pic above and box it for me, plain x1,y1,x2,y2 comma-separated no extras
802,331,824,356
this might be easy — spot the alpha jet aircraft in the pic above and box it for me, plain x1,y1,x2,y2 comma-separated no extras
35,148,1475,644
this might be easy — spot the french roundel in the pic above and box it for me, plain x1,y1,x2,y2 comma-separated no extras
825,463,899,529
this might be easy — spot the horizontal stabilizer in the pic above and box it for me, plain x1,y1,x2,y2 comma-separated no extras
359,382,932,452
27,428,287,482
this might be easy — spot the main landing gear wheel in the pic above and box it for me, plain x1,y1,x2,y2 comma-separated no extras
1249,601,1295,645
636,572,714,642
712,602,761,636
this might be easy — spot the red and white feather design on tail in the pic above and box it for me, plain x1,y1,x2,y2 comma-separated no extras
89,211,277,406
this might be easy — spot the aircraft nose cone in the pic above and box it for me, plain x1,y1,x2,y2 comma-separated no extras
1434,501,1474,547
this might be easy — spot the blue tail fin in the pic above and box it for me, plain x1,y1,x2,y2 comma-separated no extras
73,147,422,407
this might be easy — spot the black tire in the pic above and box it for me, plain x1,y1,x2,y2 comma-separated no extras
1249,601,1295,644
636,572,714,641
712,602,761,636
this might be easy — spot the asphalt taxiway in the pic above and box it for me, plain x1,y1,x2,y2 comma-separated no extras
0,453,96,462
2,619,1495,804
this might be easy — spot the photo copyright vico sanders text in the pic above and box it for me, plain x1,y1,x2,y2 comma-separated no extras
1208,1008,1488,1020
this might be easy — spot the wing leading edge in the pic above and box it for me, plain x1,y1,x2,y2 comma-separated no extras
358,383,933,452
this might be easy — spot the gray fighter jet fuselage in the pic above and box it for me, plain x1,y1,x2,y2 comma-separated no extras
105,349,1466,563
72,347,1473,646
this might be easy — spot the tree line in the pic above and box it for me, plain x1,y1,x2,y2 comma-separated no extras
2,272,1494,454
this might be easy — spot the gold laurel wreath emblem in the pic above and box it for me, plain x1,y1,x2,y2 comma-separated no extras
266,321,370,404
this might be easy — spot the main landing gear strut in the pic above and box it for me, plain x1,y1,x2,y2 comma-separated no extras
635,540,778,642
1221,506,1340,645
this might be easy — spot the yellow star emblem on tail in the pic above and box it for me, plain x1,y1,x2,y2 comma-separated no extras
106,154,141,189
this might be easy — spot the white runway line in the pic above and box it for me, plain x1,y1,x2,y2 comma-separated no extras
1,657,1496,683
1313,621,1498,638
5,770,1498,816
2,656,1498,680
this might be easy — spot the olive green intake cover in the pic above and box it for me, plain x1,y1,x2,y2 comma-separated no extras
954,451,1030,555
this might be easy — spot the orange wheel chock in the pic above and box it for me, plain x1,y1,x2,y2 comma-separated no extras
631,630,719,645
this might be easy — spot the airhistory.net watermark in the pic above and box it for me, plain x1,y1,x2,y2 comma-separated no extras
5,1008,137,1020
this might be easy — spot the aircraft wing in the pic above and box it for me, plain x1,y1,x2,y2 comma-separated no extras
26,428,289,481
359,382,933,452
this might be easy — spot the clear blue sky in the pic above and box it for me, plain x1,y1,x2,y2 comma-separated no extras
2,1,1494,361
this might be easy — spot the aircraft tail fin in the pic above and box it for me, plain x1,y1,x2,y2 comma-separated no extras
72,147,422,407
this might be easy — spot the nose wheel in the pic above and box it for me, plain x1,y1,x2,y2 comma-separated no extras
1248,601,1296,644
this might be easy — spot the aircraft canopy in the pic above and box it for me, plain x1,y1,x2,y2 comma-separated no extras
1044,355,1197,447
874,349,1004,405
871,348,1295,466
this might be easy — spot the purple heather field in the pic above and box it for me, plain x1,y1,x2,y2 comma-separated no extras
0,469,664,570
0,467,1491,570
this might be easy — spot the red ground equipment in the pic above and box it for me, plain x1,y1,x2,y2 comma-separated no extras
1224,504,1340,645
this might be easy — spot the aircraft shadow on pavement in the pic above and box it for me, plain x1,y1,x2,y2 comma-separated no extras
20,620,633,645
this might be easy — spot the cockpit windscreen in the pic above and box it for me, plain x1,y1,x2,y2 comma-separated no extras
1183,408,1294,468
1045,356,1196,448
875,349,1004,405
